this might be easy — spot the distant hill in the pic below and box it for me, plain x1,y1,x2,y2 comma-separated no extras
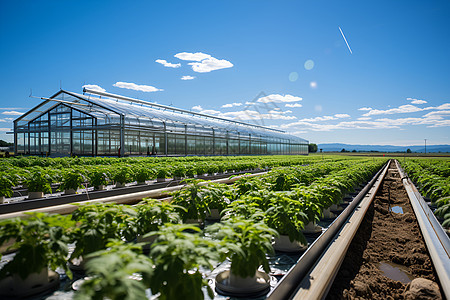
317,143,450,153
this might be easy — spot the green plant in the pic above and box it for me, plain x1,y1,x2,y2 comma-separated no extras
135,199,184,235
89,168,110,189
201,183,232,212
26,171,52,194
134,166,153,183
149,224,220,300
74,240,153,300
172,165,186,178
170,179,210,222
156,167,171,179
185,167,196,178
0,173,14,198
207,216,278,278
0,213,74,280
264,193,307,244
70,203,137,260
59,170,87,192
112,166,133,185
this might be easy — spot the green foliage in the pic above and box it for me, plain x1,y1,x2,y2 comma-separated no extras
207,216,278,278
264,193,307,244
172,165,186,178
201,182,232,212
0,172,14,197
88,168,110,189
149,224,220,300
135,199,184,235
112,166,133,184
0,213,74,280
133,166,154,183
156,167,171,179
26,171,52,194
308,143,318,153
170,179,210,221
74,240,153,300
60,170,87,191
70,203,137,259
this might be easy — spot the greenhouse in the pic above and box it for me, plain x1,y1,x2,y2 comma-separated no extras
14,89,309,157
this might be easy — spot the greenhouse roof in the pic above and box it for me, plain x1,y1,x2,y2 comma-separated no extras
16,89,308,144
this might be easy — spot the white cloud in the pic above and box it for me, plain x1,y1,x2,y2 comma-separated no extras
83,84,105,92
192,105,203,111
222,110,296,121
362,104,423,116
0,118,14,122
0,128,11,131
221,102,242,108
257,94,302,103
181,75,196,80
335,114,350,118
155,59,181,68
188,57,233,73
361,103,450,117
113,82,163,92
2,111,23,116
0,107,25,110
285,103,303,108
175,52,212,61
279,107,450,132
358,107,373,111
200,109,221,115
407,97,427,105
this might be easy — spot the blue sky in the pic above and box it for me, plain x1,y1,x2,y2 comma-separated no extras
1,0,449,146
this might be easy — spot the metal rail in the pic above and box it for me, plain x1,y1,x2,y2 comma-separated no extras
267,161,389,300
395,160,450,299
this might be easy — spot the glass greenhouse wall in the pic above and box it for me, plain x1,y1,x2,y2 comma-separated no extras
14,90,309,157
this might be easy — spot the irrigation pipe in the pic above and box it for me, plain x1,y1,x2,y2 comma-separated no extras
395,160,450,299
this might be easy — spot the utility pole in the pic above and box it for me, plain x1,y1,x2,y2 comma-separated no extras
424,139,427,154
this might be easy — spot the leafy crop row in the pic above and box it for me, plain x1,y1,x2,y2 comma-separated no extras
401,159,450,228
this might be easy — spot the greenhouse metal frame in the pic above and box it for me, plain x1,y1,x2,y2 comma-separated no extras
14,89,309,157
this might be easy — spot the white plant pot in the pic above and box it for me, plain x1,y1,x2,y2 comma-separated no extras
229,270,258,288
0,268,59,297
322,207,335,219
273,235,307,252
64,189,76,195
206,208,221,220
95,185,105,191
28,191,44,199
330,204,343,213
215,269,270,295
13,268,49,288
302,221,322,234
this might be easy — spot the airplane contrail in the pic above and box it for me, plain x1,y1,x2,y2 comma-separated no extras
339,26,353,54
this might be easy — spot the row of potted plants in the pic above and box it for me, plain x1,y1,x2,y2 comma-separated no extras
401,159,450,229
0,155,349,199
0,158,386,298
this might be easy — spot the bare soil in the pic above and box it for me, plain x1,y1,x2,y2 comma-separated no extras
326,161,442,299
